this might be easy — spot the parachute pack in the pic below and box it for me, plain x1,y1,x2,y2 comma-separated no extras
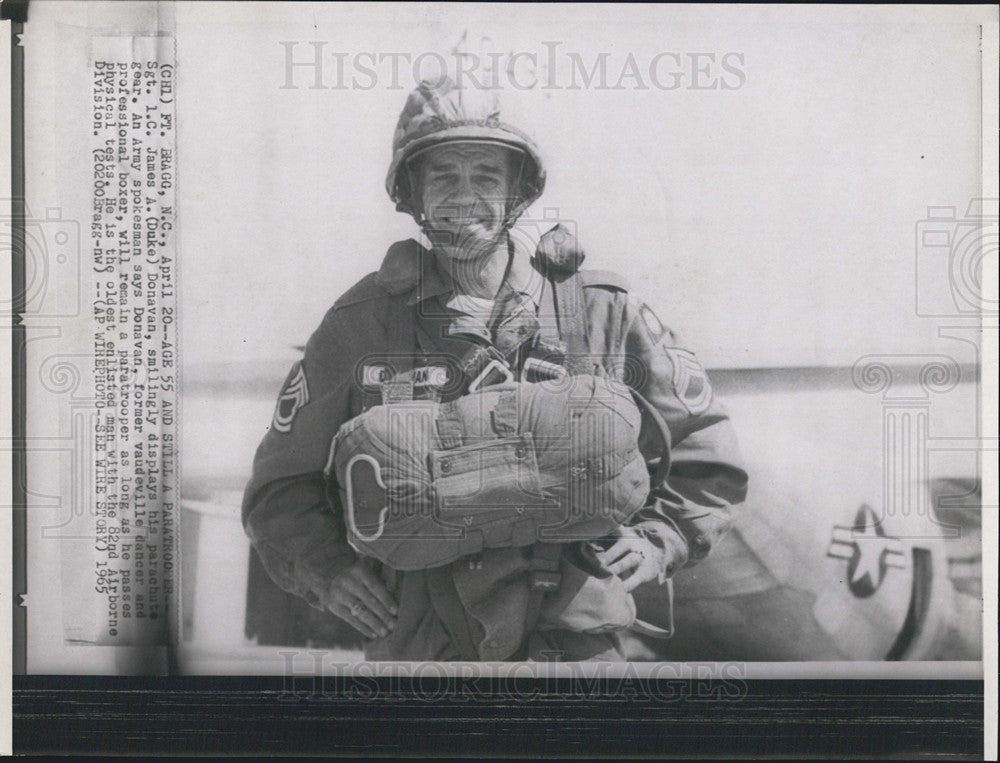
326,374,652,570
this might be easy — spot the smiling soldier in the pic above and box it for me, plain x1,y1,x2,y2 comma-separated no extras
242,76,748,661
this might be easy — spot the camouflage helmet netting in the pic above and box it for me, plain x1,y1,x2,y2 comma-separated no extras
386,76,546,224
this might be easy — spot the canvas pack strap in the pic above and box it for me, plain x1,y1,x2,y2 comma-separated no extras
539,271,672,487
517,270,676,651
515,541,564,660
540,272,592,376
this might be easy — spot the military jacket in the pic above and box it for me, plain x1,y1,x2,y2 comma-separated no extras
242,235,748,660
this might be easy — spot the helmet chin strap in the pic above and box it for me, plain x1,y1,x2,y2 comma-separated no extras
503,149,528,229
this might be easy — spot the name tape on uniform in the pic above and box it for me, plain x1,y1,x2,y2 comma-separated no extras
362,364,449,388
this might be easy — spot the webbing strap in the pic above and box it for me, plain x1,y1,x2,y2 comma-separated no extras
491,390,519,436
425,565,481,661
435,407,464,449
542,270,672,488
516,541,563,660
535,277,561,348
548,272,592,376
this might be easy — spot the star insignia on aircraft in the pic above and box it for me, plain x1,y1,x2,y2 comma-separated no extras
827,504,907,598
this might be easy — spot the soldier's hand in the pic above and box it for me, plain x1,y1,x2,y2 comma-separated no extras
596,532,665,593
323,559,398,639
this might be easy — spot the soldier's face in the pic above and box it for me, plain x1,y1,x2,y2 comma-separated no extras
414,143,518,260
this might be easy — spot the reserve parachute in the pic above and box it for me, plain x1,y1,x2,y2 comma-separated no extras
324,374,659,571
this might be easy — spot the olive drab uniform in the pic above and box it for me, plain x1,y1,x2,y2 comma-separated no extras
242,74,746,661
242,228,748,661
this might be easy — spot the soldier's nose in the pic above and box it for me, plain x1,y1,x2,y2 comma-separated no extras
450,192,477,213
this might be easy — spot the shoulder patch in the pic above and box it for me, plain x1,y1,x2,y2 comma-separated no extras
579,269,630,292
633,301,713,415
272,360,310,433
662,346,713,415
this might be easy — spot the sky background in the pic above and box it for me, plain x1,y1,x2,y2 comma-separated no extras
170,3,987,371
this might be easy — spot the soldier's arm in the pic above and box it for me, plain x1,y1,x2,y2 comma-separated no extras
244,477,357,609
241,303,363,611
620,297,749,580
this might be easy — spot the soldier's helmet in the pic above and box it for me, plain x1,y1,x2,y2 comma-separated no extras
385,76,546,226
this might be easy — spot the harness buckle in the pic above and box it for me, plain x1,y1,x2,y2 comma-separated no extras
468,358,514,393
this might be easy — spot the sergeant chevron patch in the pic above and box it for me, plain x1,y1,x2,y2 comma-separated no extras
272,361,310,433
663,346,713,415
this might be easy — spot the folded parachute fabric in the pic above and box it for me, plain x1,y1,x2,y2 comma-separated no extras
325,375,652,571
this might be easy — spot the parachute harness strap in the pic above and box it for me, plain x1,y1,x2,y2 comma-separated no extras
490,389,520,437
539,270,591,376
516,541,564,660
